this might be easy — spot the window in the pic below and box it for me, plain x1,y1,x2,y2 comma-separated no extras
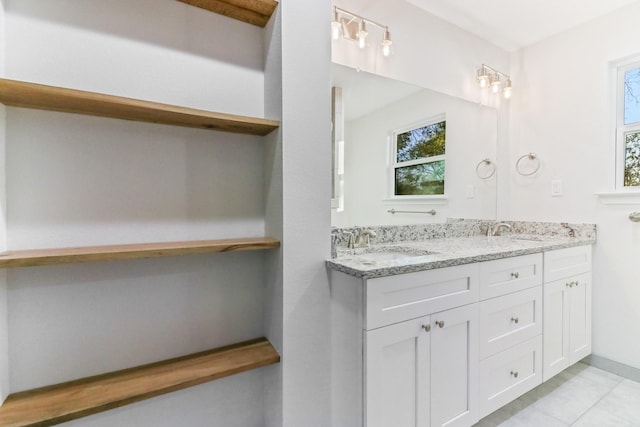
392,116,446,196
617,62,640,188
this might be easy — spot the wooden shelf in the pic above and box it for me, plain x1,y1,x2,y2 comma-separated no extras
0,237,280,268
177,0,278,27
0,338,279,427
0,78,279,136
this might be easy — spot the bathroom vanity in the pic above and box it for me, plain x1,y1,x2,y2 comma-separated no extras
327,222,595,427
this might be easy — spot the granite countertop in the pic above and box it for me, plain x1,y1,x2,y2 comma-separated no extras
326,234,595,279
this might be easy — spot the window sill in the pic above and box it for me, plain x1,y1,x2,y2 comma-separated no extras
382,196,448,205
595,191,640,205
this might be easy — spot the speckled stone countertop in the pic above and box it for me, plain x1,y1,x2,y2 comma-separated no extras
327,220,596,279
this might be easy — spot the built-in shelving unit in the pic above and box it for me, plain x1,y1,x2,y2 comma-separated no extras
0,1,282,424
0,78,280,136
0,338,280,427
0,237,280,268
177,0,278,27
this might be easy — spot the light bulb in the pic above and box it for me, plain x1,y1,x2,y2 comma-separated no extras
490,74,501,93
477,67,489,88
503,79,512,99
357,21,368,49
331,10,341,40
381,29,392,57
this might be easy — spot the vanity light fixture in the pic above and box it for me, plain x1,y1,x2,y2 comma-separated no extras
477,64,512,99
331,5,393,57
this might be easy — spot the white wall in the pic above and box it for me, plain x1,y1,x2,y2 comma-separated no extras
0,0,8,404
2,0,276,424
278,0,332,425
508,2,640,369
338,87,497,227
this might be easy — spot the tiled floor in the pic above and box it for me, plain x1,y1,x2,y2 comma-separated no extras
473,362,640,426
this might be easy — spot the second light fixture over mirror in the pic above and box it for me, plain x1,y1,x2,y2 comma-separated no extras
331,5,393,57
477,64,513,99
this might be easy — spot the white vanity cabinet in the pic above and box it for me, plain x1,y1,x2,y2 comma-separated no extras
366,304,479,427
331,263,480,427
543,246,592,381
330,243,593,427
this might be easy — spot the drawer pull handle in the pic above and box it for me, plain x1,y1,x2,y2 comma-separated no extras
510,370,519,378
435,320,445,328
510,272,520,279
511,317,519,324
574,280,579,287
422,324,431,333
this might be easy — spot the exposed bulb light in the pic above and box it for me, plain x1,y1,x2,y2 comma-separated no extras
476,64,513,98
503,79,512,99
490,74,501,94
331,9,342,40
477,67,489,88
357,20,368,49
332,6,393,57
381,28,393,57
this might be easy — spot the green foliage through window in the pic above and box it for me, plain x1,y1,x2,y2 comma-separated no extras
394,119,446,196
625,131,640,187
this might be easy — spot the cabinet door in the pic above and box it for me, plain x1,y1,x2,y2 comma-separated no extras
365,316,430,427
430,304,479,427
569,273,592,364
543,278,570,381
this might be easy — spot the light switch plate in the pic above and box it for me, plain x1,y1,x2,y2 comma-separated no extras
551,179,563,196
466,185,475,198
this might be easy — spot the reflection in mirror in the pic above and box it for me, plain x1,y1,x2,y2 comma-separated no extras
331,64,498,228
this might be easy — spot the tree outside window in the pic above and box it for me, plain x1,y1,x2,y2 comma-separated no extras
620,65,640,188
393,117,446,196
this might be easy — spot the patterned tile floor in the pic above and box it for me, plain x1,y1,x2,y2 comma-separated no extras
473,363,640,426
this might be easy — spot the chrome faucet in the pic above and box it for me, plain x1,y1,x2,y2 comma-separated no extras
490,223,512,236
354,229,377,248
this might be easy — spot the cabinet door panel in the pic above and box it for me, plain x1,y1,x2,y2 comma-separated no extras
569,273,592,364
543,278,570,381
430,304,479,427
365,317,430,427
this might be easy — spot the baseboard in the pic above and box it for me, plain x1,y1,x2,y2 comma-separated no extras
583,354,640,383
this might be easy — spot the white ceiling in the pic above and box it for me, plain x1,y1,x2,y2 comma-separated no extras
405,0,640,51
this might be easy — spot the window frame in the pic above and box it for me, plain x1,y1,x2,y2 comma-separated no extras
615,60,640,191
388,114,447,199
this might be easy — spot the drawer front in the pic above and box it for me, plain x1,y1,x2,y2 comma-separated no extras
544,245,592,282
480,254,543,300
365,263,479,330
479,336,543,419
479,287,542,359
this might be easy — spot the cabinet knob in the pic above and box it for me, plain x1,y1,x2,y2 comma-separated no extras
510,272,520,279
422,324,431,333
566,282,573,288
511,317,519,324
435,320,445,328
510,370,519,378
574,280,579,287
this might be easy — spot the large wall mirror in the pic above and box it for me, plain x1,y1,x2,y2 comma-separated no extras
331,63,498,228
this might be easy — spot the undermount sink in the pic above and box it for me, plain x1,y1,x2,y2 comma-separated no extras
356,251,424,262
351,247,439,265
506,235,549,242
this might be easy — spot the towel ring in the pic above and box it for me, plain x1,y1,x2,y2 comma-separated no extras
476,158,496,179
516,153,540,176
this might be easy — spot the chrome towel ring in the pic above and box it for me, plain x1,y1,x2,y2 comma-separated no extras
516,152,540,176
476,158,496,179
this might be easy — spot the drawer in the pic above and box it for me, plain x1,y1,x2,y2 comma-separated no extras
479,287,542,359
480,254,542,300
544,245,591,282
479,336,543,419
365,263,479,330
